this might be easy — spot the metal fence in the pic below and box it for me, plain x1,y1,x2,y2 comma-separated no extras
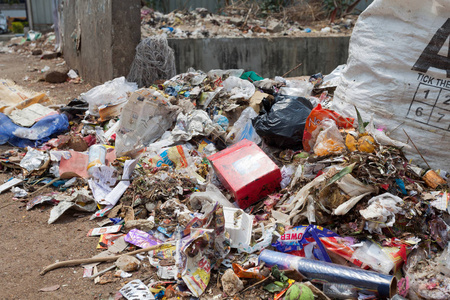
28,0,53,32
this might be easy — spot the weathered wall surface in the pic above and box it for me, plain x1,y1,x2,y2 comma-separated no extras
168,36,350,78
62,0,140,84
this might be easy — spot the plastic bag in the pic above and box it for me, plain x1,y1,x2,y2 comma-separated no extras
226,107,261,145
222,76,256,100
273,225,364,267
19,147,49,172
115,88,178,157
333,0,450,170
207,69,244,80
302,104,354,152
312,119,345,156
279,79,313,98
81,77,138,116
0,113,69,148
351,241,399,275
359,193,404,234
253,95,313,149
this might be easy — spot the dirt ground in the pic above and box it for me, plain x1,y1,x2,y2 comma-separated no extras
0,53,130,300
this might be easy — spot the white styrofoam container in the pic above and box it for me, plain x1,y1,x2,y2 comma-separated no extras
223,207,254,248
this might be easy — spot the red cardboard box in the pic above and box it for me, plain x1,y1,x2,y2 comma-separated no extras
208,139,281,209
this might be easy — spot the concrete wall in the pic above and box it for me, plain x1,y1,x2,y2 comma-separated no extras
151,0,374,14
153,0,226,13
168,36,350,78
62,0,141,85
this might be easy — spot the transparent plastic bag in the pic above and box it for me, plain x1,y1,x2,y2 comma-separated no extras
226,107,261,145
115,88,178,157
312,119,345,156
81,77,138,116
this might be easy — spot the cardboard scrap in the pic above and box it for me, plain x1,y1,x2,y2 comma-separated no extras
87,225,123,237
0,78,50,115
9,103,56,127
39,285,60,292
249,91,270,114
59,149,116,179
47,189,97,224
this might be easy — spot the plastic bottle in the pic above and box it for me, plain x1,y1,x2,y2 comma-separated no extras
87,145,106,176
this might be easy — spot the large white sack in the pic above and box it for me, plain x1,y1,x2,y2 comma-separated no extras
333,0,450,170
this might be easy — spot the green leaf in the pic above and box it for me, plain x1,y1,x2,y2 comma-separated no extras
264,282,285,293
355,106,365,134
280,273,289,283
326,162,356,187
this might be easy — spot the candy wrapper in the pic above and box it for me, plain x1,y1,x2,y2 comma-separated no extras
124,229,163,249
87,225,122,237
178,203,230,297
148,244,177,260
120,279,155,300
273,224,364,267
232,263,265,280
96,233,124,250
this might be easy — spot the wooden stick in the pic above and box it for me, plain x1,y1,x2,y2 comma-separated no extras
242,5,252,29
40,244,164,275
88,265,116,279
282,63,303,78
402,129,431,169
27,177,60,198
239,276,271,294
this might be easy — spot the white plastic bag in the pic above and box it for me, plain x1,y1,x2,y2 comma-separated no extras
333,0,450,170
226,107,261,145
81,77,138,116
359,193,404,234
222,76,255,100
279,79,313,98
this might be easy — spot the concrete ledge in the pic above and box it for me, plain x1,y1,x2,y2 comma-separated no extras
168,36,350,78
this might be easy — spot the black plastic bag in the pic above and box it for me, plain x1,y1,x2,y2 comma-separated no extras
252,94,313,149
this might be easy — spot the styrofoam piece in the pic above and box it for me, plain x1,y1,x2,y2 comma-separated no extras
223,207,253,248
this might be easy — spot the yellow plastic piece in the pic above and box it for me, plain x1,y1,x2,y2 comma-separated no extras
345,134,357,152
358,135,376,153
314,139,345,156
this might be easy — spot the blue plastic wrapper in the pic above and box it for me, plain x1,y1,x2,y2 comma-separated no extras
272,225,338,262
0,113,69,148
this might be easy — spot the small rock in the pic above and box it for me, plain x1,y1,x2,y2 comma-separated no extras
115,255,140,272
267,20,283,33
124,219,155,232
45,70,68,83
32,49,43,56
221,269,244,296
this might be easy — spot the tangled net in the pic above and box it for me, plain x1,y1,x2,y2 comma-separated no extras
127,35,176,88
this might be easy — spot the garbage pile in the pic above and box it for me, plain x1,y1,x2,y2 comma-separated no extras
140,7,356,39
1,66,449,300
1,31,58,57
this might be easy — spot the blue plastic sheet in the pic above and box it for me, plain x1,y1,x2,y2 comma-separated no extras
0,113,69,148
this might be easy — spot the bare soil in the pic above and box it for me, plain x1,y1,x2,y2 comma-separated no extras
0,52,128,300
